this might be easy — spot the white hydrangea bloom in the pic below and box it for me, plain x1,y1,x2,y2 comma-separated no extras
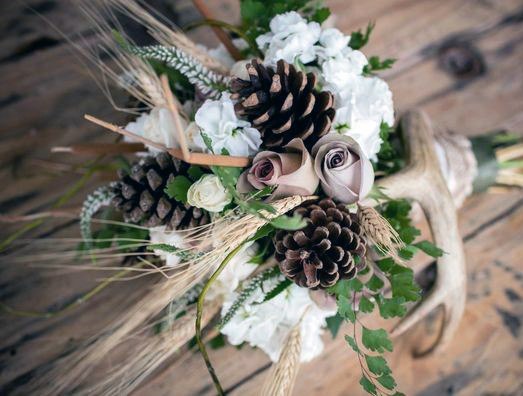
321,53,368,93
192,93,262,156
332,76,395,160
315,28,351,60
125,107,183,153
148,226,188,267
256,11,321,65
220,277,337,362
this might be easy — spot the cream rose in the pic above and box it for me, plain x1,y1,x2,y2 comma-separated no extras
236,138,319,201
187,174,232,212
312,134,374,204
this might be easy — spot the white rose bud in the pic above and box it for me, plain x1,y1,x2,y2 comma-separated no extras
187,174,232,213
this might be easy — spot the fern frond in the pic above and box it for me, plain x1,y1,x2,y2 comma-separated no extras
127,44,230,98
80,185,115,247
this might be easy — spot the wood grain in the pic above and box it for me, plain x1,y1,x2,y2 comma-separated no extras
0,0,522,395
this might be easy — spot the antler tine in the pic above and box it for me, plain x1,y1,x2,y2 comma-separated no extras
376,110,467,356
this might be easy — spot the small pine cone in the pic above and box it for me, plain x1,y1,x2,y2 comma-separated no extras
231,59,335,150
274,198,366,289
112,152,210,230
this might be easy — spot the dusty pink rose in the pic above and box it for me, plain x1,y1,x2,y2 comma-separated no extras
312,134,374,204
237,138,319,200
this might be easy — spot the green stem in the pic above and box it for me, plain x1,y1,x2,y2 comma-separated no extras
195,243,245,396
0,266,131,318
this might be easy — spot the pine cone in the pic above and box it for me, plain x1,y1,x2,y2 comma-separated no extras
231,59,335,150
274,198,366,289
112,153,210,230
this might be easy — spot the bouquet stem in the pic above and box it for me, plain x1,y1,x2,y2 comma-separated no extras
195,243,246,395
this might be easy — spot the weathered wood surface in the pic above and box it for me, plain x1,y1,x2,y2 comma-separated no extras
0,0,522,395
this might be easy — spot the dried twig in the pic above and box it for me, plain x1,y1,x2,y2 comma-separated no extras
84,114,251,167
191,0,242,61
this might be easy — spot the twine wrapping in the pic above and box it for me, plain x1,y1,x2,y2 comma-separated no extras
433,126,477,208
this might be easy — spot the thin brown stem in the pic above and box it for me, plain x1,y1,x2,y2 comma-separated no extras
191,0,242,61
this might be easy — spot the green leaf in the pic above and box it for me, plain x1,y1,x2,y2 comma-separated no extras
208,334,226,349
269,213,307,230
390,268,421,302
365,355,391,376
398,245,416,260
187,166,205,181
376,257,395,273
326,314,344,338
366,275,384,292
349,22,375,49
262,278,292,302
363,56,396,74
165,175,193,204
345,335,360,353
347,278,364,292
361,327,393,353
376,295,407,318
328,279,350,297
240,0,265,24
310,7,330,24
249,224,275,242
337,295,356,323
242,200,277,215
414,240,445,258
210,165,242,191
359,375,377,395
200,132,214,152
377,374,397,390
359,296,375,313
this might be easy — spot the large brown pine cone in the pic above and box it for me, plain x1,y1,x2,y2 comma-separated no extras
274,198,366,289
112,153,210,230
231,59,335,150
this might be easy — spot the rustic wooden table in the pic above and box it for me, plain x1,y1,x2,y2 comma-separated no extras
1,1,522,395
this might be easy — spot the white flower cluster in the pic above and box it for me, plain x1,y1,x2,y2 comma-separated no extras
125,106,183,153
257,11,395,160
191,93,262,157
220,275,337,363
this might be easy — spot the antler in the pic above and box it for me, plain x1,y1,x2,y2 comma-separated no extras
377,110,467,355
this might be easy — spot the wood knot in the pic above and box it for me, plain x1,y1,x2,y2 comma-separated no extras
438,42,486,79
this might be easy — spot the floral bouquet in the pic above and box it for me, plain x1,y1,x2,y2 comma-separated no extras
6,1,523,395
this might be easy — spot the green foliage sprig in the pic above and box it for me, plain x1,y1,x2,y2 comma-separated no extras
363,56,396,75
375,123,405,176
80,185,115,247
120,42,229,98
349,22,375,50
219,266,282,328
327,198,443,395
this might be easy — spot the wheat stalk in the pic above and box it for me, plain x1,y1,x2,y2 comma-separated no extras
28,195,312,395
357,204,405,263
260,323,302,396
